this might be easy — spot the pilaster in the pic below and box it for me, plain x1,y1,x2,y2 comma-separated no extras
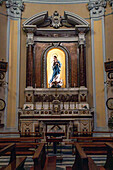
4,0,25,133
88,0,108,134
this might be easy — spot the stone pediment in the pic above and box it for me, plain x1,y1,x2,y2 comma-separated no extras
23,11,89,32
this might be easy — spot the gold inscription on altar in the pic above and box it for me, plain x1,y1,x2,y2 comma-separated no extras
47,48,66,88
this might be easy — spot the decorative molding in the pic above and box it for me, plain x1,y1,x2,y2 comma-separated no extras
102,16,108,128
27,33,34,45
109,0,113,10
23,11,89,32
6,0,25,18
88,0,107,18
34,36,78,43
0,0,3,6
50,11,62,29
78,33,85,45
23,0,90,4
75,25,89,45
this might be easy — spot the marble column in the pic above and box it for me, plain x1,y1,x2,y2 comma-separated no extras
77,31,86,87
79,41,86,87
26,33,34,87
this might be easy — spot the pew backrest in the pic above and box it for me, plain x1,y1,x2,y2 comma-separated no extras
72,143,89,170
0,143,16,163
72,143,99,170
104,142,113,170
33,143,46,170
0,143,27,170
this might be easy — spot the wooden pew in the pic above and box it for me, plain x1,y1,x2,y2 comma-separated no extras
65,142,109,155
0,143,26,170
66,143,99,170
0,137,42,143
70,137,113,143
31,143,56,170
104,142,113,170
0,143,39,156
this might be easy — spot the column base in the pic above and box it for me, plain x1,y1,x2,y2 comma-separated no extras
93,127,110,137
0,127,20,138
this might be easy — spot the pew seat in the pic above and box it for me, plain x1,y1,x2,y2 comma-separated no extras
0,157,26,170
44,156,56,170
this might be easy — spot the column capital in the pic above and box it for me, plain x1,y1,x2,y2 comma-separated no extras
75,25,89,45
88,0,107,18
109,0,113,10
27,33,34,46
6,0,25,18
78,33,85,45
0,0,3,5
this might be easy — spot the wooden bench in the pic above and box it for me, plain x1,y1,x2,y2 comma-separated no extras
66,143,99,170
31,143,56,170
0,137,42,143
104,142,113,170
66,141,113,170
65,142,110,155
0,143,40,156
70,137,113,142
0,143,26,170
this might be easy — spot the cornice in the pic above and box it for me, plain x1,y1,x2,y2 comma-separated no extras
23,0,89,4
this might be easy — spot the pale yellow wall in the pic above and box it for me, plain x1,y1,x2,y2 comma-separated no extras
105,5,113,61
22,3,90,19
7,20,18,128
94,20,106,127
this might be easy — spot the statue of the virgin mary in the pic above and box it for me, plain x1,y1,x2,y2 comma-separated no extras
49,55,63,88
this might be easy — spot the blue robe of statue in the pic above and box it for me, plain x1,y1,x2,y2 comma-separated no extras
49,60,62,83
